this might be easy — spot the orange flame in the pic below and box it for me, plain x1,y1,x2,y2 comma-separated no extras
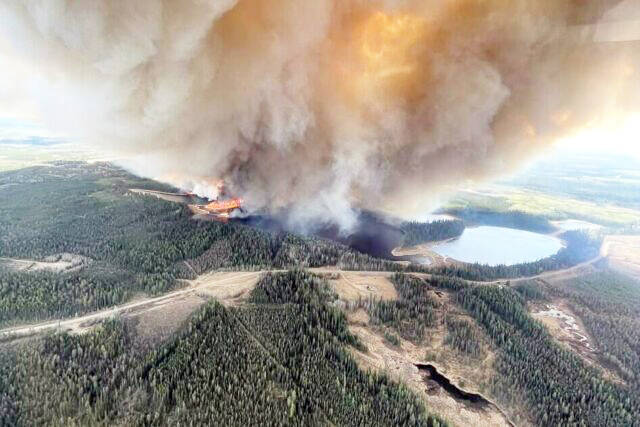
204,197,243,213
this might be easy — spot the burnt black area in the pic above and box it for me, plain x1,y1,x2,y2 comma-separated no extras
235,210,409,261
415,363,490,406
316,211,406,259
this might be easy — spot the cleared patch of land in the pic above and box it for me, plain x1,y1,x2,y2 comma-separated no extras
0,253,90,273
531,301,596,357
392,244,448,266
190,271,262,304
129,188,193,204
328,271,398,301
528,298,625,385
128,294,206,349
602,235,640,278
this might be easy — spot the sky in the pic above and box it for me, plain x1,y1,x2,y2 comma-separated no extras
2,113,638,160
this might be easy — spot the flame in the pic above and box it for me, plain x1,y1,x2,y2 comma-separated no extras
204,197,244,213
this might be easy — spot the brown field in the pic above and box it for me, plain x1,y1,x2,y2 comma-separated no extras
391,244,449,266
531,301,596,358
128,294,206,349
602,235,640,279
190,271,262,304
0,254,90,273
129,188,192,204
328,272,398,301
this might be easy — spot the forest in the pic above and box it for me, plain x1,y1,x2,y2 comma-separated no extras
442,208,555,233
373,273,640,425
1,162,604,326
531,271,640,394
358,273,440,342
443,316,483,358
0,162,397,325
400,220,465,246
0,271,446,426
457,283,640,425
2,161,639,426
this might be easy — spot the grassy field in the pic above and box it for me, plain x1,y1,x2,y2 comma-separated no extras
445,186,640,228
0,143,97,172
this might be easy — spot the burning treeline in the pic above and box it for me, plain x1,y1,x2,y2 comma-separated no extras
0,0,637,228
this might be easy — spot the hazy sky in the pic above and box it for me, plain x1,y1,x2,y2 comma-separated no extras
1,0,639,159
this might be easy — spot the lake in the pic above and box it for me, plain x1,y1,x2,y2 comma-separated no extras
551,219,602,232
431,226,563,266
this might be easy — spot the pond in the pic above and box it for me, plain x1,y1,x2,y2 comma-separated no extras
431,226,563,266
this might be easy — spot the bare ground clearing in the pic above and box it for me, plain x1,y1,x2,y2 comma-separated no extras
129,188,192,204
328,272,398,301
128,294,206,350
529,298,624,385
392,244,449,266
190,270,262,304
0,253,90,273
531,301,596,356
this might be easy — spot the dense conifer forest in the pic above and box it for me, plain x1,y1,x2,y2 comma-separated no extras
0,271,446,426
2,161,639,426
362,274,440,342
443,316,483,358
442,208,555,233
400,220,465,246
392,273,640,426
0,163,396,325
528,271,640,394
458,284,640,425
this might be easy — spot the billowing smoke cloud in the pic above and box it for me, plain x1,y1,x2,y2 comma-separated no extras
0,0,637,229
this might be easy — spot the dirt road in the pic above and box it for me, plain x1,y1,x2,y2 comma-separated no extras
0,271,262,338
0,255,605,339
485,255,603,285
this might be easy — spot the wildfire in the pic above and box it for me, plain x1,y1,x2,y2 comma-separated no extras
187,180,244,222
204,197,244,213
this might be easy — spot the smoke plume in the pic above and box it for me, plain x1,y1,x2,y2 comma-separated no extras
0,0,637,229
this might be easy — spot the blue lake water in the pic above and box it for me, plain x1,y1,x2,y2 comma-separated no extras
431,226,564,266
